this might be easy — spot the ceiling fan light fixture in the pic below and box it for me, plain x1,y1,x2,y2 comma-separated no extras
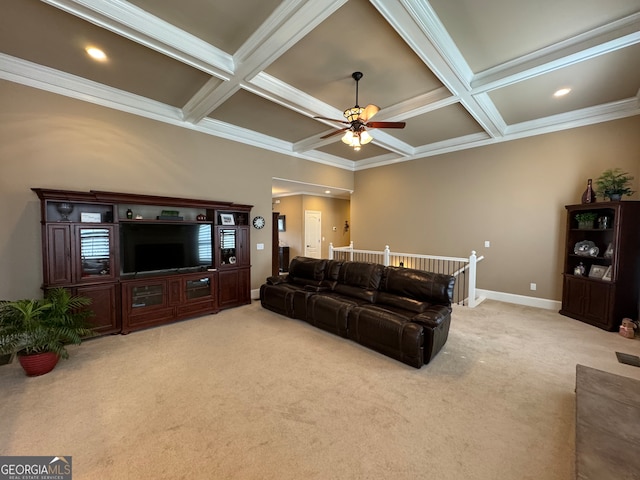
359,130,373,145
344,107,363,122
341,130,354,145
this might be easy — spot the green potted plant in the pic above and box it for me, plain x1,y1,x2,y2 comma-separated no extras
575,212,598,229
0,288,95,376
595,168,635,201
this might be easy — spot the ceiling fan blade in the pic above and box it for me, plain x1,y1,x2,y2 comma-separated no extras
320,128,348,139
366,121,406,129
360,104,380,122
314,116,349,125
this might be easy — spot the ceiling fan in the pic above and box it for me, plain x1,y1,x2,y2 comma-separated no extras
315,71,406,151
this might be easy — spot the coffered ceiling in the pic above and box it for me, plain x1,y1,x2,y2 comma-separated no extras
1,0,639,173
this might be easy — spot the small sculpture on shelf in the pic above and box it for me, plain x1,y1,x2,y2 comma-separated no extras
56,202,74,221
574,262,586,276
581,178,596,203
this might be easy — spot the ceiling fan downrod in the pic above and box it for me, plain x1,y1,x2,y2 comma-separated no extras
352,71,363,107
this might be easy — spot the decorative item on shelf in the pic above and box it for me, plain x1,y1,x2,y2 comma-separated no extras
197,214,207,221
575,212,597,229
135,215,143,220
56,202,74,221
126,208,133,219
597,216,609,229
157,210,183,221
220,213,235,225
588,264,607,279
574,262,586,276
595,168,635,201
574,240,599,257
604,243,613,258
602,265,612,281
581,178,596,203
80,212,101,223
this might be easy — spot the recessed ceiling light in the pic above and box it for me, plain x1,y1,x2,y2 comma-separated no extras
85,47,107,61
553,88,571,97
325,190,331,194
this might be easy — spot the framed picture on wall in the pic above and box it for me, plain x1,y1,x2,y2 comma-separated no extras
220,213,235,225
278,215,286,232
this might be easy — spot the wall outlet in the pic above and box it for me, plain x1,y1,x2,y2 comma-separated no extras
530,283,536,291
484,240,490,248
256,243,264,250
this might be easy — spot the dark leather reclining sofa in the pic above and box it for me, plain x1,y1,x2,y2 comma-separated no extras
259,256,455,368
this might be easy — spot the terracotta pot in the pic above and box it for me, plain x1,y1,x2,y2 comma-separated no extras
18,352,60,376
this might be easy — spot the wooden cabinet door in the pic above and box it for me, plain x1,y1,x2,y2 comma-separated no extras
583,281,613,328
218,269,239,308
75,225,117,283
46,224,73,285
76,283,120,335
562,276,586,316
237,226,250,266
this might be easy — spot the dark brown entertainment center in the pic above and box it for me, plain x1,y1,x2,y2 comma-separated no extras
32,188,252,335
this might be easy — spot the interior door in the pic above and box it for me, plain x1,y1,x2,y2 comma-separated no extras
304,210,322,258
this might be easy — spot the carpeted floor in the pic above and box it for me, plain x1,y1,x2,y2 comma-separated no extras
1,300,639,479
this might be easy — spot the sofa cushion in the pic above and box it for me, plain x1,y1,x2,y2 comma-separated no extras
338,261,384,289
287,257,327,287
348,305,424,368
381,267,455,306
374,291,430,314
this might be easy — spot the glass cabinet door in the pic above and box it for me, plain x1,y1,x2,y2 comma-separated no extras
219,228,237,265
77,226,115,280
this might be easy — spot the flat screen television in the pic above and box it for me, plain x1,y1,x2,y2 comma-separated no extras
120,223,212,275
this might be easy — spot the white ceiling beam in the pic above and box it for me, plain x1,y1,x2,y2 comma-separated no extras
473,13,640,93
42,0,234,78
182,0,346,123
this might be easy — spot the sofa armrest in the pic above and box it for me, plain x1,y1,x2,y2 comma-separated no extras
411,305,451,328
266,275,288,285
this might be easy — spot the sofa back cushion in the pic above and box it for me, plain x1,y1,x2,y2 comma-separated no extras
288,257,327,287
380,267,455,306
333,262,384,302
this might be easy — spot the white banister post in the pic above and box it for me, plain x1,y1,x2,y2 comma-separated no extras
329,243,334,260
349,241,354,261
383,245,390,266
468,250,477,308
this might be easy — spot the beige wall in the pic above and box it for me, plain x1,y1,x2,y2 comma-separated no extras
2,79,639,304
0,81,353,299
275,195,350,259
352,116,640,301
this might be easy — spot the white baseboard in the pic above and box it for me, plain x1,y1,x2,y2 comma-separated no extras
475,289,561,310
251,288,261,300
